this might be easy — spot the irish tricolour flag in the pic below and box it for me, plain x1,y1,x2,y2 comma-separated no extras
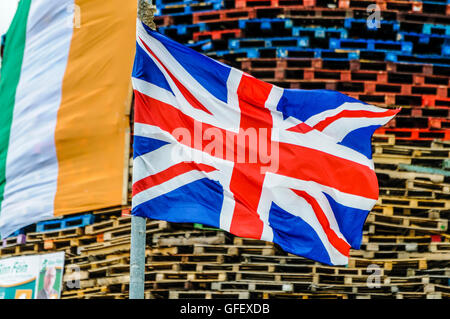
0,0,137,238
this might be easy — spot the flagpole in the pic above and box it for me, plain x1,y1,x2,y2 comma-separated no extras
130,215,146,299
130,0,156,300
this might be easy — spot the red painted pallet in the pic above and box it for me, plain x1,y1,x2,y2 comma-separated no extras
375,128,450,141
240,59,448,81
302,69,386,82
428,118,450,129
355,61,437,76
386,62,433,75
193,29,243,41
348,0,448,16
364,82,445,96
423,96,450,108
284,6,349,17
388,116,450,130
409,107,450,119
234,0,301,9
154,15,172,27
413,75,449,87
240,58,321,70
192,8,256,24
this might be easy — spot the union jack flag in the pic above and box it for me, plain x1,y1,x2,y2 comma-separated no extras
131,21,399,266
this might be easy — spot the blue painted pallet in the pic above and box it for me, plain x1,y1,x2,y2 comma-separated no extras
417,0,450,5
423,23,450,36
399,32,450,46
386,52,450,66
276,48,317,59
222,43,450,66
344,18,400,32
36,214,95,233
159,23,207,36
279,48,450,65
196,41,450,65
212,47,353,60
276,48,359,60
229,37,309,50
441,40,450,56
238,18,293,30
213,48,258,58
292,27,348,39
330,38,413,54
186,39,213,51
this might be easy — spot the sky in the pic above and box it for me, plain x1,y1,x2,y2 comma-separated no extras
0,0,19,36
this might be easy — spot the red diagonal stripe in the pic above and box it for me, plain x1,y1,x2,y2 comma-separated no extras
291,189,351,257
313,109,399,132
139,37,213,115
287,122,314,134
133,162,217,196
134,91,196,144
134,91,227,156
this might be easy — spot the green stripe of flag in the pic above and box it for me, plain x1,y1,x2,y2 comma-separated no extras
0,0,32,218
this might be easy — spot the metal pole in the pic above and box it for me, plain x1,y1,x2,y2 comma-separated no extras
130,0,155,300
130,215,146,299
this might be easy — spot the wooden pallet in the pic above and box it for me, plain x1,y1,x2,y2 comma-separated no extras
41,227,85,240
168,290,250,299
0,243,41,257
153,230,227,246
152,271,228,282
212,280,294,293
1,234,26,247
263,292,348,299
146,253,235,264
348,257,430,271
377,197,450,211
366,212,448,233
84,217,131,235
78,238,131,257
396,292,443,299
61,286,108,299
193,244,276,256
